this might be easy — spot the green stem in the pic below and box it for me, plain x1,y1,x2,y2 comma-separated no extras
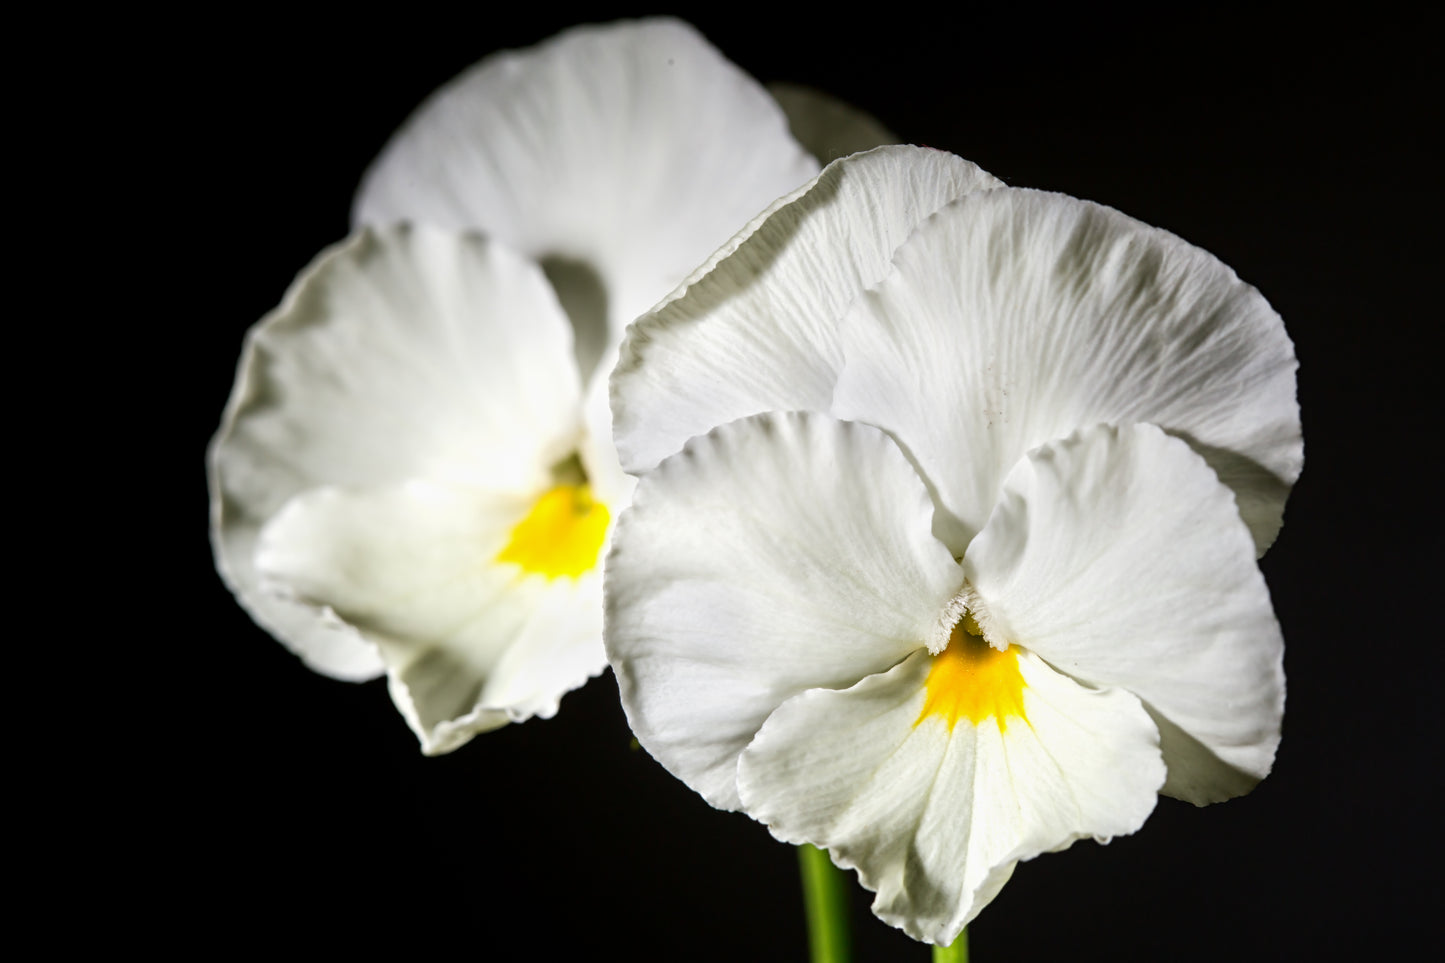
933,928,969,963
797,844,851,963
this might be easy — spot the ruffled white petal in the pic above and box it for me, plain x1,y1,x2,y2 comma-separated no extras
767,82,898,165
605,412,963,810
832,187,1301,556
612,145,1002,475
737,648,1163,944
257,481,606,754
353,18,818,366
210,225,583,680
963,423,1285,802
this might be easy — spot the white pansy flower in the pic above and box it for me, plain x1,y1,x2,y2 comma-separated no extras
606,147,1299,942
209,19,878,754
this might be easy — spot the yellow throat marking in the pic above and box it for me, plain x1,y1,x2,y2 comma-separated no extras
917,616,1027,732
496,483,609,579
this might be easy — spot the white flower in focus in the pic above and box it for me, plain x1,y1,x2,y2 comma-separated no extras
209,19,877,754
605,147,1300,942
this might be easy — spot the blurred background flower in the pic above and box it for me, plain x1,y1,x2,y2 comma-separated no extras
208,20,833,754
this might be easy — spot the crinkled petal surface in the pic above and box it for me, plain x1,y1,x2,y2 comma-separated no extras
210,225,583,683
606,412,963,809
737,647,1163,944
832,188,1302,555
612,146,1002,475
257,481,605,755
963,423,1285,803
353,18,819,364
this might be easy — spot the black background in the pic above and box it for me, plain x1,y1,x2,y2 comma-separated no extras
171,9,1434,960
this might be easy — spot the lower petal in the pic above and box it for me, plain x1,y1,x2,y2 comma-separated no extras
737,648,1163,944
256,480,606,754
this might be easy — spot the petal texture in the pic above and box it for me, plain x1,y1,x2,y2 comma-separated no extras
257,482,606,754
353,18,819,363
612,145,1002,475
210,226,582,680
606,412,963,809
963,423,1285,802
737,648,1163,944
832,188,1301,555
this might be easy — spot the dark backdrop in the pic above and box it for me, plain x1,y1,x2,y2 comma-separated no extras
177,10,1434,960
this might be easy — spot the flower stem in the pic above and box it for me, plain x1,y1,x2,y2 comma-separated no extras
933,929,969,963
797,844,851,963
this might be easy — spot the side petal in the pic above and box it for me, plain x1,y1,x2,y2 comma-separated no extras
832,187,1301,556
605,412,963,810
353,18,819,355
210,226,583,679
612,145,1002,475
963,423,1285,803
256,481,606,754
737,648,1163,944
766,82,898,165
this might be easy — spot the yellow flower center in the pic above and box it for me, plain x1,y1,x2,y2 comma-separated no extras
917,615,1027,732
496,483,610,578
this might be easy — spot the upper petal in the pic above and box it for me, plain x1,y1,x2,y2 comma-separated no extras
210,225,583,679
832,187,1301,556
611,145,1002,475
353,18,819,361
737,647,1163,944
605,411,963,810
962,423,1285,803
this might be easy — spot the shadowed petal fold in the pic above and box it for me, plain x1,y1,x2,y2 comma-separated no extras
766,82,897,165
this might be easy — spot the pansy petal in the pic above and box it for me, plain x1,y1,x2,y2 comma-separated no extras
606,412,963,809
737,647,1163,944
353,18,818,361
832,188,1301,556
963,423,1285,802
210,226,582,679
767,82,898,164
257,481,605,754
577,344,635,511
612,145,1002,475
